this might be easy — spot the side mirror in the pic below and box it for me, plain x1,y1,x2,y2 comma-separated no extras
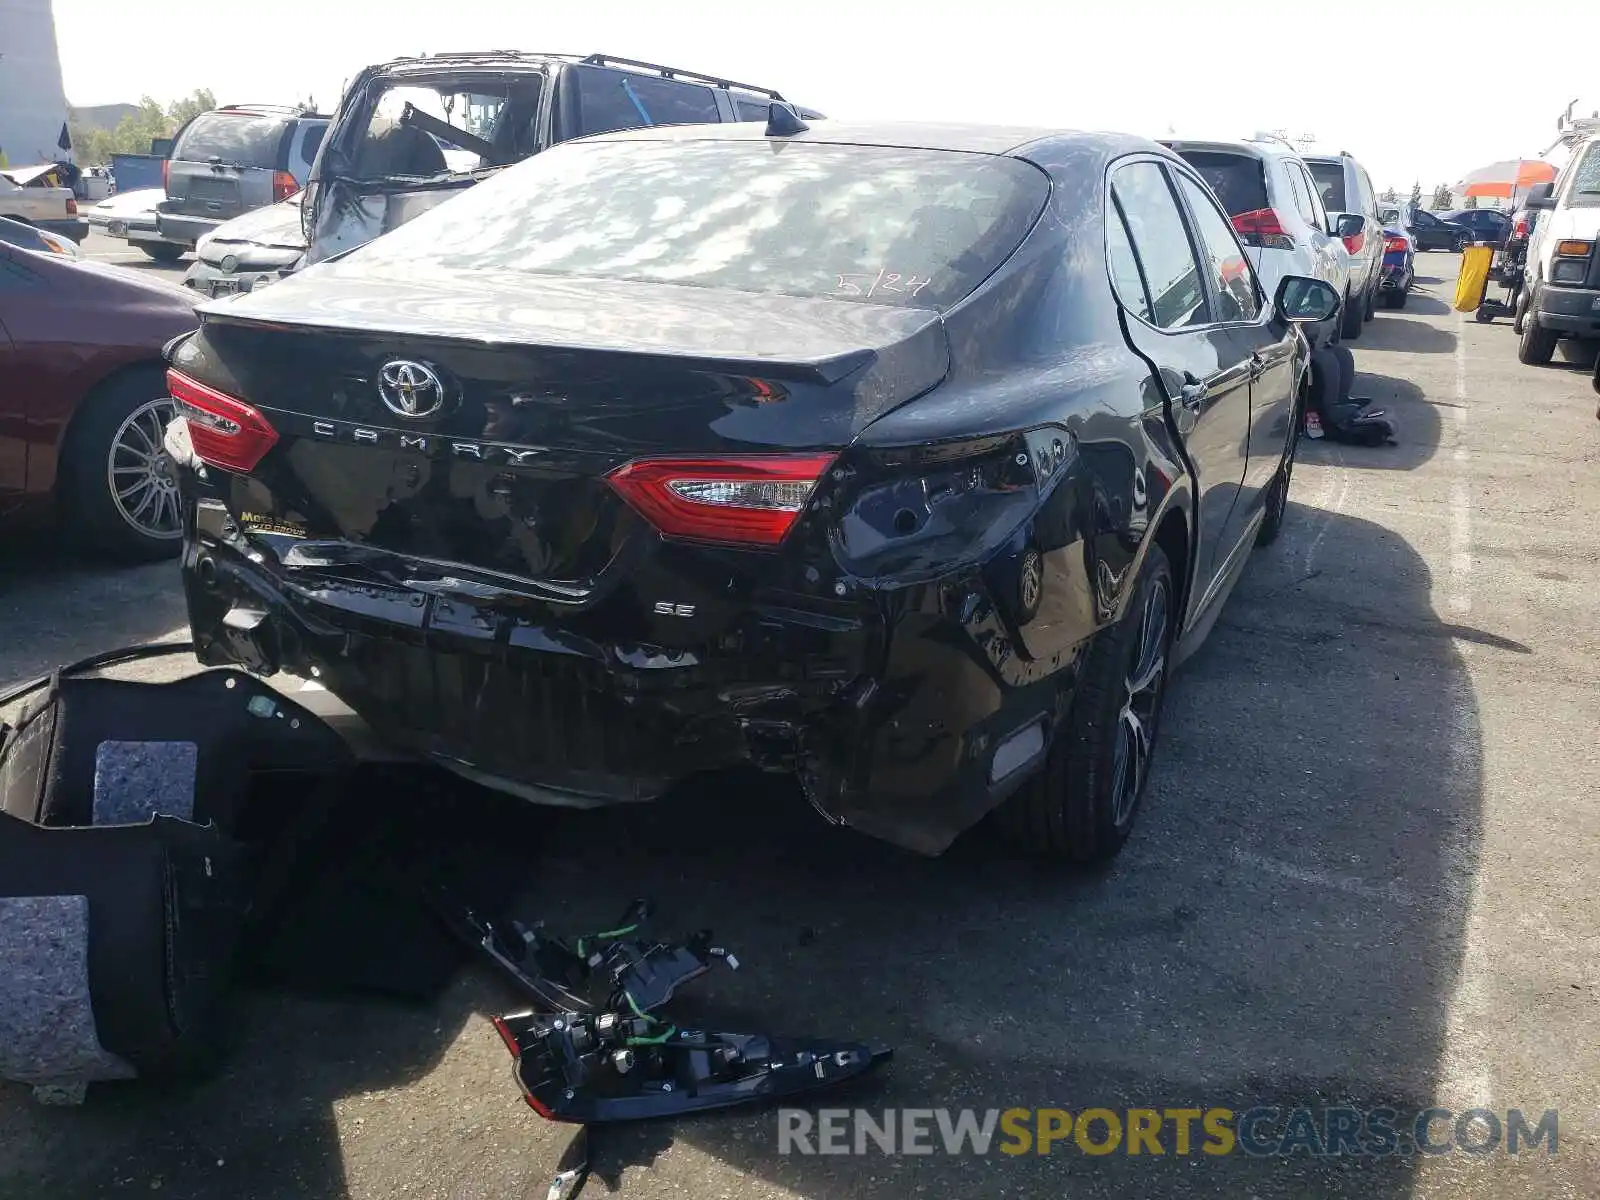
1275,275,1340,324
1334,213,1366,239
1526,182,1556,211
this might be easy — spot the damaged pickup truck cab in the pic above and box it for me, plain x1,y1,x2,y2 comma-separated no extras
302,51,822,265
167,121,1336,860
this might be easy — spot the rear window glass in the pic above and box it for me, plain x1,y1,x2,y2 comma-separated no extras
1173,151,1268,217
348,140,1049,311
173,113,287,170
1306,161,1346,213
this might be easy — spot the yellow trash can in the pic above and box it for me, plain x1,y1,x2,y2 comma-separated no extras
1454,245,1494,312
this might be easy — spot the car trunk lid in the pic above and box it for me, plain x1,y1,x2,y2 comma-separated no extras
176,266,949,595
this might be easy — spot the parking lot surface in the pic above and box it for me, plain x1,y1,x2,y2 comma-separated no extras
2,252,1597,1198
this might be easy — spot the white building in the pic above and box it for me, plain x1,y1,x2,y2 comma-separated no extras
0,0,71,168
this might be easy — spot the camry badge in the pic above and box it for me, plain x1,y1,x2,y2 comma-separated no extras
378,359,446,419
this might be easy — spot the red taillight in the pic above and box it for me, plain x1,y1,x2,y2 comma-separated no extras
162,158,170,191
272,170,298,203
1230,208,1294,251
166,369,279,473
1513,218,1529,239
1383,235,1408,254
606,453,835,547
65,197,78,215
1342,231,1366,256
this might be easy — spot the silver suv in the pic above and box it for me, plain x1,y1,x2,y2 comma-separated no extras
1303,152,1385,338
156,105,329,252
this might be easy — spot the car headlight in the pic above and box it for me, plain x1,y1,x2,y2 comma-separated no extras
1552,259,1589,284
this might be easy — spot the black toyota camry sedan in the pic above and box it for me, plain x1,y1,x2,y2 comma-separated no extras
165,119,1337,861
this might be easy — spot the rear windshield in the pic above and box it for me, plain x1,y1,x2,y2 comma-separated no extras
174,113,287,170
347,139,1049,310
1306,161,1346,213
1173,151,1268,217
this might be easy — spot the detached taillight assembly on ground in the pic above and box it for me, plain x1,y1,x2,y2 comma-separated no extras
606,453,835,546
166,369,279,473
1231,208,1295,251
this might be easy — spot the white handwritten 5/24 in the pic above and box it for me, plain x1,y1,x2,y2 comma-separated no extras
834,270,933,298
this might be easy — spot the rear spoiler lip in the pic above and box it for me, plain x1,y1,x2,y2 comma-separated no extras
195,307,889,385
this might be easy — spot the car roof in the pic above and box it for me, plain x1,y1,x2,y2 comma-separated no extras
572,119,1161,160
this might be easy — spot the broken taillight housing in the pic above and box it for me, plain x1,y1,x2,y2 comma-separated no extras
606,454,836,546
166,369,279,473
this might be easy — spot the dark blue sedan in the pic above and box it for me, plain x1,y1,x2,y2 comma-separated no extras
1379,218,1415,309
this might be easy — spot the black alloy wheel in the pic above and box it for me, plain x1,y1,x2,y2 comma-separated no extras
997,544,1175,862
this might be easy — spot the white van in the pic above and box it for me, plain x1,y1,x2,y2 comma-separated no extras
1518,133,1600,364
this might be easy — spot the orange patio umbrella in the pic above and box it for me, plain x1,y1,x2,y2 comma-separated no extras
1458,159,1557,201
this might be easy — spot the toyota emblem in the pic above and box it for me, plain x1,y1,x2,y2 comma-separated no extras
377,360,446,419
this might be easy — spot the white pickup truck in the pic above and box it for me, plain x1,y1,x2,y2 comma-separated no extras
0,164,90,243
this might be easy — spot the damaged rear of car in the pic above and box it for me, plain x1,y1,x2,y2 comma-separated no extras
169,123,1239,861
302,51,822,265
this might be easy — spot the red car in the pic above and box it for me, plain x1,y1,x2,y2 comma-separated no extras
0,244,198,558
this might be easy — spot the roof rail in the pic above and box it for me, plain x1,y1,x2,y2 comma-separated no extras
579,53,785,100
217,103,302,114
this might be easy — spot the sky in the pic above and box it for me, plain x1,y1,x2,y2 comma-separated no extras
50,0,1600,195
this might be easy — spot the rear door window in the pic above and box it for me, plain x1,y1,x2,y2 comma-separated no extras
1172,151,1267,218
1110,161,1208,329
1176,174,1262,322
173,113,287,169
575,68,722,136
1282,163,1318,226
1307,161,1346,213
1106,200,1154,323
292,123,327,177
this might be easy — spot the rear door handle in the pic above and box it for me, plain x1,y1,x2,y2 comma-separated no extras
1248,352,1266,380
1179,378,1208,411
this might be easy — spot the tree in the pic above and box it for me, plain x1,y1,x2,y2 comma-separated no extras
1380,186,1398,203
1410,181,1423,207
1431,183,1453,210
67,89,218,166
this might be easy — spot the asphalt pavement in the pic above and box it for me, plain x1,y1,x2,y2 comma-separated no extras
1,251,1597,1199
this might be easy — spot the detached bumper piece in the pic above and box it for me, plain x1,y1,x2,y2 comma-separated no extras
446,899,892,1123
493,1010,892,1124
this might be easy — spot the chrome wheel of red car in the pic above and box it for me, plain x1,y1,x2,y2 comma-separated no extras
106,398,183,541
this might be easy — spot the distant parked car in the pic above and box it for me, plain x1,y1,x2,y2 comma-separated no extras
1378,217,1415,308
1443,208,1511,246
156,104,330,251
184,191,306,298
1166,138,1349,349
0,165,88,244
0,244,198,558
1405,208,1472,251
87,187,187,261
0,214,80,257
1302,152,1385,337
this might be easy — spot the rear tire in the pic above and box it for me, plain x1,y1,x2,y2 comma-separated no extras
1518,310,1559,365
996,545,1175,862
1454,234,1470,253
1339,289,1362,339
1362,279,1377,321
139,243,185,263
59,369,184,561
